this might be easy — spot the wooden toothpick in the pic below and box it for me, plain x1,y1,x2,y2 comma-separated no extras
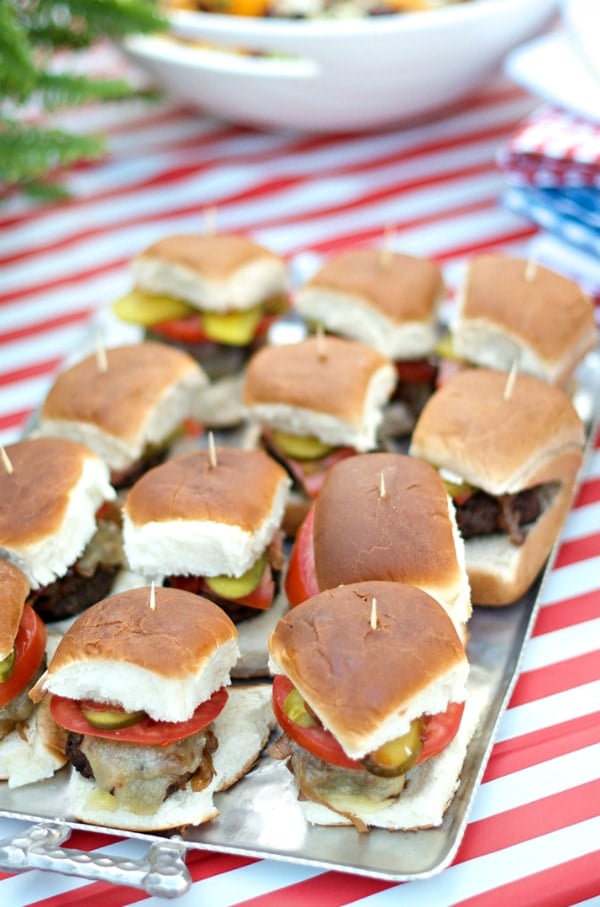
380,223,396,268
370,597,379,630
379,471,386,499
95,330,108,372
315,323,328,361
524,257,537,283
1,447,13,475
503,358,519,401
149,580,156,611
203,206,218,236
207,431,218,469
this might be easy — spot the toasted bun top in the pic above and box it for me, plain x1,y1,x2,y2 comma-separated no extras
31,586,240,721
313,452,466,596
39,342,207,444
0,437,113,550
410,367,585,494
137,233,282,279
124,446,289,530
268,580,467,759
299,248,444,322
0,560,30,659
45,585,237,680
243,336,395,422
456,255,597,364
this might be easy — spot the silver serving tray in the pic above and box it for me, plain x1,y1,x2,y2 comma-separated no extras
1,335,598,899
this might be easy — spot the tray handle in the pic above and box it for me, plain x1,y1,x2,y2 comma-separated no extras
0,820,191,899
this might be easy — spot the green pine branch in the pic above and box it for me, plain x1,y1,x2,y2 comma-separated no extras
0,0,168,198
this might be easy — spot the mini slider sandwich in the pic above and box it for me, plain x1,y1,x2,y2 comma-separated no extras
36,342,209,489
0,560,67,787
30,585,275,831
113,232,288,381
242,335,397,529
448,255,597,389
293,247,444,434
268,580,473,831
410,367,586,605
121,446,291,677
0,437,119,623
285,452,471,638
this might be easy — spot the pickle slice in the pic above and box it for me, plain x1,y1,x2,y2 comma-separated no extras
0,650,15,683
272,430,333,461
361,719,423,778
201,306,264,346
284,688,317,728
82,707,145,730
205,554,267,600
112,290,195,326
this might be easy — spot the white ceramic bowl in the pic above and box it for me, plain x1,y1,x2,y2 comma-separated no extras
124,0,558,133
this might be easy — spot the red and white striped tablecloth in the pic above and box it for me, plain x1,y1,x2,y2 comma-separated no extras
1,50,599,907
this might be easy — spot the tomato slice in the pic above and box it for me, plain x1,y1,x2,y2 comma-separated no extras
150,315,208,344
0,605,47,707
50,687,228,746
395,358,437,385
416,700,465,765
272,675,465,772
284,505,320,607
284,447,356,499
272,675,362,771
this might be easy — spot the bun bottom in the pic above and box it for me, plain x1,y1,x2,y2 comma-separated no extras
298,689,482,831
67,684,275,832
0,697,68,788
465,480,575,606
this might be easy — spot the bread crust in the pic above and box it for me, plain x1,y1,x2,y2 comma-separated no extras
313,453,471,627
297,248,443,323
454,255,597,385
124,446,289,530
0,560,29,659
41,585,237,683
243,335,395,424
39,342,206,447
268,580,467,758
138,233,283,280
410,368,585,494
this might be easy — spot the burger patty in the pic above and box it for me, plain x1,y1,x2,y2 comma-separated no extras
30,564,118,623
456,487,542,544
66,727,218,814
145,330,252,380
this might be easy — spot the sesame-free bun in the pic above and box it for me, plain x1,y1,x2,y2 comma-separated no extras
410,368,585,605
268,580,468,761
0,560,29,659
31,586,240,722
37,342,208,473
312,453,471,632
0,437,116,589
67,683,275,832
122,447,291,579
243,336,396,451
409,368,585,495
132,233,287,314
0,696,68,788
452,255,597,387
294,248,444,359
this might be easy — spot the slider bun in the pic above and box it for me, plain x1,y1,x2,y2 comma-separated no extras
0,437,116,589
268,580,468,761
313,453,471,631
67,684,275,831
294,248,443,359
452,255,597,386
243,336,396,451
37,342,208,472
31,586,240,722
0,696,68,788
132,233,287,313
0,560,30,659
463,478,577,605
122,447,291,578
409,368,585,495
